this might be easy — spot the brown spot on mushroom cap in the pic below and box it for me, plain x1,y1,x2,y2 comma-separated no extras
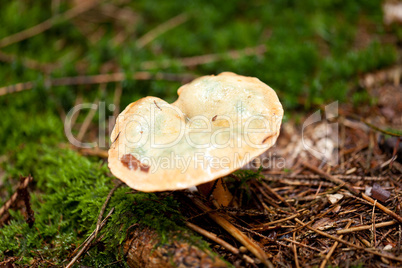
108,72,283,192
121,154,150,173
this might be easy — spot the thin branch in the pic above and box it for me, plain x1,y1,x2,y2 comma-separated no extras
0,176,33,220
265,174,387,182
362,193,402,224
140,44,267,70
70,91,83,127
281,238,322,252
337,220,397,234
192,197,273,268
372,200,377,247
346,114,402,137
0,50,58,72
320,220,352,268
76,147,109,158
279,219,315,237
77,95,100,142
66,207,114,268
76,83,106,142
18,176,35,227
292,232,300,268
0,0,99,48
294,218,402,262
112,83,123,120
137,13,188,49
254,211,307,230
301,161,359,195
0,72,196,97
95,182,123,237
186,222,239,255
261,181,296,212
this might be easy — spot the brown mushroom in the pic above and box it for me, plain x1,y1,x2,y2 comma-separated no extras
108,72,283,196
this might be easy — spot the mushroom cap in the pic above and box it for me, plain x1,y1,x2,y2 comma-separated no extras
108,72,283,192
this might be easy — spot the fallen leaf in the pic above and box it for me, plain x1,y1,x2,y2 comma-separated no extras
328,194,343,204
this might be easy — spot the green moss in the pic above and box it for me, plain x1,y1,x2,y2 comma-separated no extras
0,0,399,265
0,0,397,108
1,142,205,266
0,97,205,266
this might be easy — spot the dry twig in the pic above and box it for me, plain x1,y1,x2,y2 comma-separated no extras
0,0,99,48
192,197,273,268
261,181,296,212
294,218,402,262
0,51,58,72
112,83,123,120
337,220,397,234
77,95,100,142
0,72,195,97
95,182,123,237
0,175,34,226
301,161,359,195
137,13,189,49
362,193,402,224
186,222,239,255
292,232,300,268
319,220,352,268
254,211,307,230
66,207,114,268
141,45,267,70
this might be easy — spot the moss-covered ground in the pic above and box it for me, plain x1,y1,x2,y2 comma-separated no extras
0,0,400,266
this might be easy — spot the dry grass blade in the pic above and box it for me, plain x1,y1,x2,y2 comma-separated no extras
0,0,99,48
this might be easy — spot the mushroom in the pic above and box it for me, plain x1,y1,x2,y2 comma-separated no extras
108,72,283,201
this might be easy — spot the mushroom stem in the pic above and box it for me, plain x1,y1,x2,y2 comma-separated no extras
197,178,234,207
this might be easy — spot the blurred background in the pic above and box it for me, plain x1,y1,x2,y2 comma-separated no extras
0,0,401,266
1,0,400,148
1,0,399,108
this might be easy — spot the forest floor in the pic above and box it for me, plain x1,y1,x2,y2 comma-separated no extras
0,0,402,267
